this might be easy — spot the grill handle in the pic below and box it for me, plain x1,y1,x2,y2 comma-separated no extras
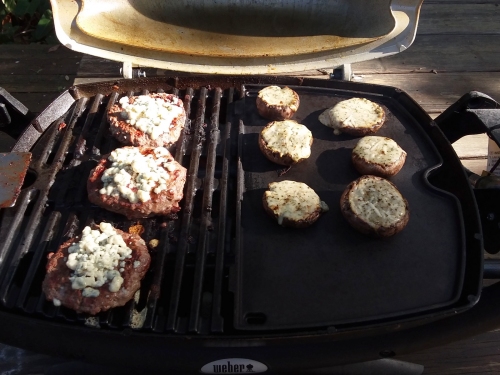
434,91,500,147
0,87,36,151
435,91,500,255
0,87,31,126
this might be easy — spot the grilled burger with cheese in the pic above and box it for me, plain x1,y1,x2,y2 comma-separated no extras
108,93,186,148
256,86,300,120
259,120,313,166
87,147,186,219
340,175,409,237
263,180,329,228
352,136,407,177
319,97,386,136
42,222,151,315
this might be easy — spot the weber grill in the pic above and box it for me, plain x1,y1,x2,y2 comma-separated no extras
2,0,500,373
1,75,500,373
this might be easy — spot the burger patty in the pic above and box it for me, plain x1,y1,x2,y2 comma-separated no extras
108,93,186,148
87,147,187,219
42,226,151,315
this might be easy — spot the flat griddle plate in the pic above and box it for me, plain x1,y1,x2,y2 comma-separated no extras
234,85,465,330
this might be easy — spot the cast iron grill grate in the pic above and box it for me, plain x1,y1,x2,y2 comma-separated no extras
0,84,242,335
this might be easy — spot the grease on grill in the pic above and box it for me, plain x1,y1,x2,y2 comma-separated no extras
148,239,159,249
129,224,145,236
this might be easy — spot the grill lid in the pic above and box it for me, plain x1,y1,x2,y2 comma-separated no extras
50,0,423,74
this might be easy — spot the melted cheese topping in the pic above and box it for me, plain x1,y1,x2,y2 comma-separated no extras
265,180,328,225
261,120,312,161
348,177,407,229
66,223,133,297
99,147,177,203
353,136,406,166
258,86,298,110
319,98,384,135
318,110,331,127
118,95,184,140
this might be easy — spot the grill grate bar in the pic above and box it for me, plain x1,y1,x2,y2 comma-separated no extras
117,217,139,328
32,212,83,316
148,87,196,332
62,95,104,208
24,295,38,314
166,87,207,332
89,92,119,158
16,211,61,310
175,88,194,163
0,189,37,277
118,299,136,328
211,87,235,332
233,86,247,325
72,94,103,165
143,224,173,330
31,117,64,170
56,307,77,322
189,88,222,333
100,94,120,156
37,291,57,318
52,97,95,209
99,310,113,327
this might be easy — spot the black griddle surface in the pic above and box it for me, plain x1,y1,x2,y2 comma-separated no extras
235,85,465,330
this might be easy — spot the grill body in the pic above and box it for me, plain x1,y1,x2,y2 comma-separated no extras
0,76,485,372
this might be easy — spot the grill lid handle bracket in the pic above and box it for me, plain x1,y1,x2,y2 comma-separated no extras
120,62,146,79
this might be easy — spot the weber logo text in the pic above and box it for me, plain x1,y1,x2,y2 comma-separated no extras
201,358,267,374
213,361,251,373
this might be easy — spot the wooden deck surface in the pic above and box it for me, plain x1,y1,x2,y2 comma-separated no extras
1,0,500,373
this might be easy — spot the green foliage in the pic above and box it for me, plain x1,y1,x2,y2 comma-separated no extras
0,0,56,44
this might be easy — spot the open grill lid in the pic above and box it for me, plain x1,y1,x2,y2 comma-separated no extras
50,0,423,75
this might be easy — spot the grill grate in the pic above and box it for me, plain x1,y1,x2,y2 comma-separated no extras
0,84,240,334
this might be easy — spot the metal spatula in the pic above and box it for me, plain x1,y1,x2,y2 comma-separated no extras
0,152,32,208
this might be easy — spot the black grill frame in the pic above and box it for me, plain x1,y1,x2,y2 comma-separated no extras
0,75,491,372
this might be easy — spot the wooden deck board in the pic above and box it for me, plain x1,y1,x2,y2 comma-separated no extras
418,3,500,34
351,72,500,112
0,74,76,93
6,92,66,114
0,45,82,98
353,35,500,73
399,330,500,374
